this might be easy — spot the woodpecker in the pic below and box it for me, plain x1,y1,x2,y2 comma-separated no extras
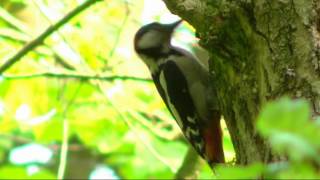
134,20,225,165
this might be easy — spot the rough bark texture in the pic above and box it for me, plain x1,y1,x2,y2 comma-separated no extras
162,0,320,164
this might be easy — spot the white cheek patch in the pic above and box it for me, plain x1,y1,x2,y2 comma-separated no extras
159,71,184,129
137,30,162,49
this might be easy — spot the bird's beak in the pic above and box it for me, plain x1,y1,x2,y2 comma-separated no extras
164,19,183,32
170,19,183,28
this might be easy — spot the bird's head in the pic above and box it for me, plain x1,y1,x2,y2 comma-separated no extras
134,20,182,58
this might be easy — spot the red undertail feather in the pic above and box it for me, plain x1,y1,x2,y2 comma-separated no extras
203,116,225,164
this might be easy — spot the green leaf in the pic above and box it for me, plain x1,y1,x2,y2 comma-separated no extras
276,163,320,179
0,166,28,179
269,132,318,162
33,117,63,143
29,169,56,179
216,163,265,179
257,97,310,135
257,97,320,163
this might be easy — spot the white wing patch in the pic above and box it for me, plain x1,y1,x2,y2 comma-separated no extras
194,139,204,154
187,116,196,124
159,71,184,129
185,126,200,138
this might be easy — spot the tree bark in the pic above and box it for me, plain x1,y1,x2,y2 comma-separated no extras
162,0,320,165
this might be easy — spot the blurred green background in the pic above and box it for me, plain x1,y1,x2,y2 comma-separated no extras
0,0,234,178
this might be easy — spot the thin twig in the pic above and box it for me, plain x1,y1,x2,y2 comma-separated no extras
57,118,69,179
31,0,89,70
96,83,177,172
0,0,103,74
0,7,29,34
1,72,152,82
57,82,83,179
107,1,130,59
32,0,76,48
0,134,83,151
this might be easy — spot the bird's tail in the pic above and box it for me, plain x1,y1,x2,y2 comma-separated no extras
203,113,225,165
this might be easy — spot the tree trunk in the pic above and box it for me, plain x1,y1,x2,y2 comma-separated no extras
162,0,320,165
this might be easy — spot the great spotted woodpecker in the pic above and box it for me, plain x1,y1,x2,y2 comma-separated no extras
134,20,225,165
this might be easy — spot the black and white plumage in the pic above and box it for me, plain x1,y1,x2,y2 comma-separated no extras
134,20,225,164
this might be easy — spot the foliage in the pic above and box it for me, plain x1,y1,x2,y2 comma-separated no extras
1,0,318,179
216,98,320,179
0,0,234,178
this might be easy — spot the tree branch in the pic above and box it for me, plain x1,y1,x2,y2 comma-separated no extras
1,72,152,82
0,0,103,74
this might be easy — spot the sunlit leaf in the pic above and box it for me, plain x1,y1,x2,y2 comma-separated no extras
257,98,320,162
216,163,265,179
0,166,28,179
